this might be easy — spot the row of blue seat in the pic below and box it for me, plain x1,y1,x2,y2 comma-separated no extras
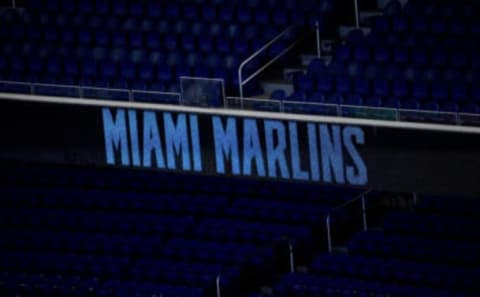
17,10,301,29
100,280,203,297
0,252,131,278
275,90,480,114
311,253,479,291
0,230,164,257
0,187,229,212
307,61,480,84
334,42,480,67
0,163,353,202
348,231,480,265
0,270,204,297
1,23,287,48
1,49,246,69
0,208,195,235
343,29,480,50
374,15,480,35
401,0,480,18
416,196,480,217
163,238,274,267
228,198,331,225
0,272,102,297
196,218,312,244
296,74,479,101
23,0,324,24
383,211,480,241
272,272,465,297
131,259,238,288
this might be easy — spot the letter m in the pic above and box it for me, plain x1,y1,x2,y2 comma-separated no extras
102,108,130,165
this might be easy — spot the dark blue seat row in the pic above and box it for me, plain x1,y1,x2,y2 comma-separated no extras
272,272,465,297
0,252,131,278
133,259,239,288
348,231,480,265
0,186,230,215
228,198,331,225
383,211,480,241
23,0,325,27
100,280,203,297
334,41,480,67
311,253,479,291
0,272,100,297
416,196,480,218
195,218,312,244
0,230,163,257
163,238,274,267
0,208,195,235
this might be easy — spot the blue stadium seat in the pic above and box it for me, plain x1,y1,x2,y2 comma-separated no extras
365,95,382,107
270,89,287,101
316,74,333,93
392,79,408,98
296,73,314,93
353,77,370,96
335,75,351,94
431,80,449,101
79,0,94,15
373,77,389,96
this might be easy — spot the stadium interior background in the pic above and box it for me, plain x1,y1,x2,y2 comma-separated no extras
0,0,479,297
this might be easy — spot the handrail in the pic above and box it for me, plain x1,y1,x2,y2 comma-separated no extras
238,26,298,100
0,80,180,103
325,189,372,253
1,80,479,126
331,189,372,212
354,0,360,28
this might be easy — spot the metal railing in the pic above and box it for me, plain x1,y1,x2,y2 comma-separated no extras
325,190,372,253
1,80,480,126
238,26,299,101
0,80,181,104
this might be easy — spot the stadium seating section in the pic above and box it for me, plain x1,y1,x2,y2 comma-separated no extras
1,163,479,297
1,0,480,294
285,0,480,114
0,0,331,95
0,163,361,297
252,196,480,297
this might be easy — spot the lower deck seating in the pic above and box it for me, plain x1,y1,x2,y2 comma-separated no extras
251,194,480,297
0,162,359,297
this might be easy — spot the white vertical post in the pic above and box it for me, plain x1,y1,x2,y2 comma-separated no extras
12,0,16,8
326,215,332,253
237,69,244,109
216,275,221,297
238,69,243,99
354,0,360,28
361,195,367,231
315,21,321,58
288,242,295,273
412,192,418,207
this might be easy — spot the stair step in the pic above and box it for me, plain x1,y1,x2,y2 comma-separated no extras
360,11,383,22
261,80,294,97
260,287,273,295
321,40,335,54
300,54,320,66
283,67,305,81
300,54,332,67
339,26,371,38
332,246,349,254
377,0,408,9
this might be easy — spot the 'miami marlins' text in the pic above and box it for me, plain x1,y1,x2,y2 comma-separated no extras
102,108,367,186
